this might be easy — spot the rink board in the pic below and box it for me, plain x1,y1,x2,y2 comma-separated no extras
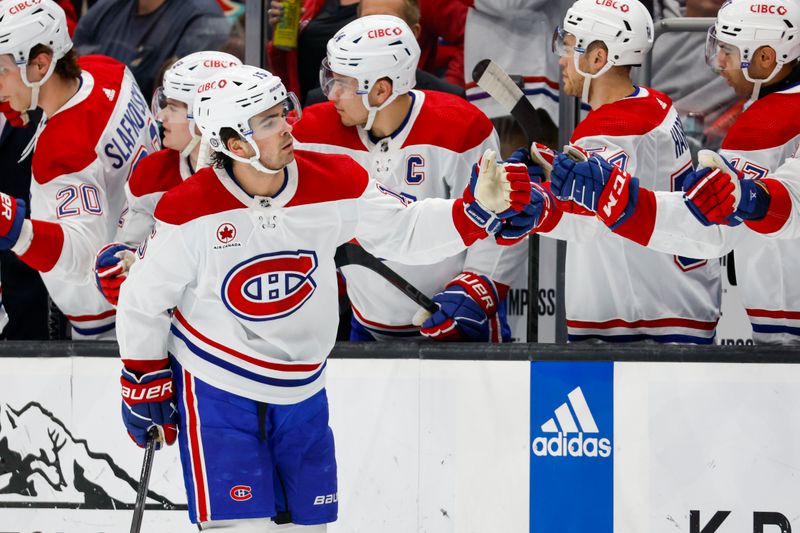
0,353,797,532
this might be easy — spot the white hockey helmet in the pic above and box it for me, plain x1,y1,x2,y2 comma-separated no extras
321,14,420,130
553,0,653,101
193,65,301,173
0,0,73,110
152,51,242,159
706,0,800,102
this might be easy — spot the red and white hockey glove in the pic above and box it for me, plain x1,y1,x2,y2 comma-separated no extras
683,150,770,227
416,272,508,342
121,366,178,449
94,242,136,306
0,192,27,250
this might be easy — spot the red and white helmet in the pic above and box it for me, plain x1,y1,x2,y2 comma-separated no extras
0,0,73,110
193,65,301,173
322,14,419,130
706,0,800,102
553,0,653,101
152,51,242,158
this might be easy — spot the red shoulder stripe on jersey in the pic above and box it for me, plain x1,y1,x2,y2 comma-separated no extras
154,168,246,225
128,149,184,198
744,178,791,234
32,56,127,184
451,199,487,246
19,220,64,272
612,187,656,246
402,91,494,152
721,92,800,151
291,102,366,151
571,88,673,141
285,150,370,206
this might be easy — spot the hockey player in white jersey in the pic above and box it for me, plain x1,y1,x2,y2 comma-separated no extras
293,15,527,342
545,0,800,344
115,65,531,530
513,0,722,343
0,0,159,339
94,51,241,305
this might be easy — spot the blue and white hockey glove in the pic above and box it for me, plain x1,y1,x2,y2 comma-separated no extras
0,192,26,250
462,149,532,234
550,146,639,229
121,366,178,449
94,242,136,306
683,150,770,227
496,182,555,245
418,272,507,342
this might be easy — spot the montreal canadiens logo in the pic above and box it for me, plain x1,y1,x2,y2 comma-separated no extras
222,250,318,321
217,222,237,243
230,485,253,502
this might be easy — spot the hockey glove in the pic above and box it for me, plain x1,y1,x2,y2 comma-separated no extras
0,100,28,128
683,150,770,227
121,366,178,449
463,149,531,234
94,243,136,306
0,193,26,251
496,183,555,245
418,272,506,342
550,148,639,229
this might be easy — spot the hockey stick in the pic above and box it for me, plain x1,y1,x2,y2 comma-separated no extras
472,59,542,342
471,59,544,145
334,242,438,314
130,427,159,533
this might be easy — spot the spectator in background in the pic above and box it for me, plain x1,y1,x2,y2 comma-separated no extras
0,111,49,340
304,0,467,106
72,0,230,99
417,0,469,87
268,0,360,104
463,0,570,157
650,0,739,154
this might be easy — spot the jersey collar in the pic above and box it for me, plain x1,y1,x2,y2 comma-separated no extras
214,160,299,209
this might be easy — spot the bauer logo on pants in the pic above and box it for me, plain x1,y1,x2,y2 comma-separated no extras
530,361,613,533
221,250,319,321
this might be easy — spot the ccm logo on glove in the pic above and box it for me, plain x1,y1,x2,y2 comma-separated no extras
603,169,631,219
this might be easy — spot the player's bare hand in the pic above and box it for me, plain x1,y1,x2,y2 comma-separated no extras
268,1,306,29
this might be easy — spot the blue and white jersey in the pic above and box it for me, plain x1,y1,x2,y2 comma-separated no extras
117,150,486,404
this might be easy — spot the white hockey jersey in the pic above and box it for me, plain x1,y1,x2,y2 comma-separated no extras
293,90,526,339
13,55,160,339
464,0,568,123
613,82,800,343
540,86,722,343
115,148,191,246
117,150,488,404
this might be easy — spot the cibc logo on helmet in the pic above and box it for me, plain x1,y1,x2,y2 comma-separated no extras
197,79,228,94
750,4,788,15
9,0,43,15
367,27,404,38
595,0,630,12
203,59,236,68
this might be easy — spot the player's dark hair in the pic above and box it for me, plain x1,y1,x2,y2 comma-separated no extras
29,45,81,80
210,127,242,168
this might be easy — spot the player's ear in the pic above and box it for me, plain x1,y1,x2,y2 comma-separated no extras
26,51,53,82
754,45,777,71
589,46,608,73
226,135,249,157
369,78,393,106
